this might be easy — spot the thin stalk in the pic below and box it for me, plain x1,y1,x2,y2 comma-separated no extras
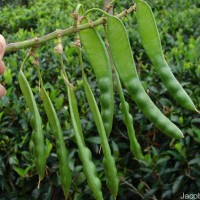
108,0,117,6
59,54,74,89
76,46,84,77
35,61,43,87
5,5,136,53
75,4,84,15
83,5,136,17
83,8,109,17
20,50,31,71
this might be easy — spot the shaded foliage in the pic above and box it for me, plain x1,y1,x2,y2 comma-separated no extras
0,0,199,199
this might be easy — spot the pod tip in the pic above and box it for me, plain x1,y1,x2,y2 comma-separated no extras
195,109,200,114
37,176,43,189
177,133,184,139
37,179,41,189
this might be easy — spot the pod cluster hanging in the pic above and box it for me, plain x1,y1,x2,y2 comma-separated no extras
17,0,199,199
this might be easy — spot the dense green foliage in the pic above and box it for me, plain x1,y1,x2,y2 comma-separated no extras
0,0,200,199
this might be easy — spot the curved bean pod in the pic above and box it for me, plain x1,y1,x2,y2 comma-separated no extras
67,86,103,200
18,69,46,182
59,50,103,199
79,19,114,136
83,74,118,197
135,0,197,111
106,15,184,139
114,68,143,160
38,72,71,198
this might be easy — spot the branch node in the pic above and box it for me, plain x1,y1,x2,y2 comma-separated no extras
33,37,40,43
73,38,81,47
124,9,128,16
28,48,35,57
54,41,63,54
102,17,107,24
32,59,38,66
131,4,136,12
55,29,62,36
72,12,79,27
79,16,85,23
88,20,94,28
57,33,62,38
104,4,113,12
72,12,79,21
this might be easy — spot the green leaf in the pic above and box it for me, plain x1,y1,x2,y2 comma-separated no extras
3,68,12,84
42,187,52,200
172,175,184,194
13,166,31,177
0,112,3,122
191,118,200,124
75,172,86,185
188,158,200,165
8,155,19,166
111,141,119,157
138,182,145,191
64,120,71,131
86,136,101,144
156,156,170,165
55,94,64,110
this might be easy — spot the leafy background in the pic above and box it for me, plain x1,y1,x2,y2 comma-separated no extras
0,0,200,199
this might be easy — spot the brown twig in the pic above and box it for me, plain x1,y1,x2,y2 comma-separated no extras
5,5,136,53
120,177,144,199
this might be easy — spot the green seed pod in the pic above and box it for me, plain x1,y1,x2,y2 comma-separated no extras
82,74,119,197
40,85,71,198
80,19,114,136
80,146,103,200
135,0,197,111
18,70,46,182
116,70,143,160
106,15,184,139
67,84,103,200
